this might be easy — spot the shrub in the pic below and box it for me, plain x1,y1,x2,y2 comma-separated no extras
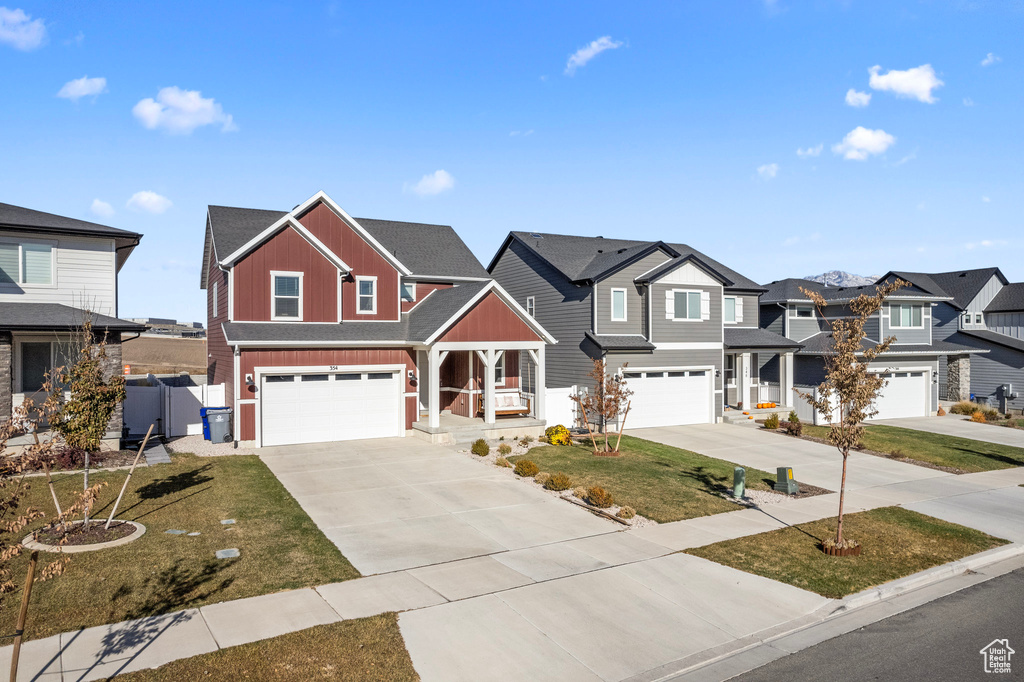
572,486,588,499
514,459,539,477
524,435,534,443
971,410,987,423
545,472,573,491
499,436,505,441
616,505,636,520
498,443,512,456
950,400,977,415
471,439,490,456
544,425,572,446
764,413,780,430
495,456,512,468
586,486,614,508
788,410,800,425
534,472,551,486
31,446,108,472
784,420,802,437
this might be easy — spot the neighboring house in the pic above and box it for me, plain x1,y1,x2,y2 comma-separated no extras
201,191,554,447
0,202,145,444
487,233,799,428
758,278,986,422
879,268,1024,412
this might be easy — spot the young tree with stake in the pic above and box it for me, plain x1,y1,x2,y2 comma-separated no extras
571,359,633,453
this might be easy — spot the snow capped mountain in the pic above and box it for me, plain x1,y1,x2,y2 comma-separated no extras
803,271,879,287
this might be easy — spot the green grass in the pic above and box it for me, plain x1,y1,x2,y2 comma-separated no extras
117,613,418,682
511,435,776,523
1,453,359,642
803,424,1024,473
687,506,1008,598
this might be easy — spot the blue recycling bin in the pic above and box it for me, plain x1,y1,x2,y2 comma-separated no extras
201,407,232,441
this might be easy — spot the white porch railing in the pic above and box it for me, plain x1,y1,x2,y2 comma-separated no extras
758,381,782,405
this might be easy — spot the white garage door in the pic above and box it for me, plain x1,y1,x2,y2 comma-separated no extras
623,369,712,429
260,371,402,447
867,371,929,421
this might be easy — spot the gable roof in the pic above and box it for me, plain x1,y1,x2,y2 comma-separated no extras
878,271,951,298
761,277,941,305
984,282,1024,313
491,232,763,290
906,267,1006,310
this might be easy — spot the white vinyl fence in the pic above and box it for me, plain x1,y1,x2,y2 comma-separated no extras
545,386,578,429
123,375,226,437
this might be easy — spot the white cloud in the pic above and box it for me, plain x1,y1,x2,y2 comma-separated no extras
405,170,455,197
868,64,944,103
893,151,916,167
57,76,107,101
832,126,896,161
132,87,237,134
564,36,622,76
965,239,1007,250
963,97,975,107
757,163,779,180
509,129,534,137
845,89,871,107
0,7,46,50
796,143,823,158
126,191,172,214
982,196,991,203
90,199,115,218
981,52,1001,67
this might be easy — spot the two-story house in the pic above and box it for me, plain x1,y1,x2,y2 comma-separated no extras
0,202,145,444
487,233,800,428
201,191,555,448
759,277,986,422
879,268,1024,413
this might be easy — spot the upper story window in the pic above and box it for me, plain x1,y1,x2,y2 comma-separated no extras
793,306,813,318
610,288,627,321
271,272,302,320
672,290,701,321
526,296,535,318
0,241,53,286
401,282,416,302
212,282,219,318
724,297,736,323
357,276,377,314
890,303,923,328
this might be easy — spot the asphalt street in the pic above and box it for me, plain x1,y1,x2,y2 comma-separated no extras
731,567,1023,682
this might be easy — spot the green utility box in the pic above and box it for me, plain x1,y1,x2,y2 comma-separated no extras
733,467,745,499
774,466,799,495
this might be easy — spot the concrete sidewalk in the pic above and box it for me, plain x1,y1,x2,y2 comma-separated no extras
872,415,1024,448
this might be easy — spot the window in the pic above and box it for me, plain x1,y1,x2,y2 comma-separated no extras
494,353,506,385
0,242,53,286
963,313,971,326
724,354,735,384
356,276,377,314
673,291,701,320
975,313,983,325
401,282,416,302
890,303,923,328
302,374,329,382
265,375,294,383
272,273,301,320
724,297,736,323
20,342,52,393
212,282,218,318
526,296,535,317
794,306,813,318
610,288,627,321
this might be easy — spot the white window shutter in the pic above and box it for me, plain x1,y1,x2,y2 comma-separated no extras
735,297,743,323
665,289,674,319
701,291,710,320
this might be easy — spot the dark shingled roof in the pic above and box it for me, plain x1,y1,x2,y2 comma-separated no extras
0,202,141,240
761,277,939,305
880,271,951,298
724,327,802,349
206,205,488,279
0,303,145,332
583,332,656,351
221,282,500,345
797,332,987,356
926,268,1005,310
985,283,1024,313
959,329,1024,353
498,232,763,290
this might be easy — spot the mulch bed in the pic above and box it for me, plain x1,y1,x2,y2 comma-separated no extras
24,450,139,473
36,521,135,547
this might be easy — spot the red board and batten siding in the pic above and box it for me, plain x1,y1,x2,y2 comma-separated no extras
402,282,453,313
232,226,339,322
438,292,543,343
297,202,400,321
207,248,233,401
440,350,521,418
237,348,417,441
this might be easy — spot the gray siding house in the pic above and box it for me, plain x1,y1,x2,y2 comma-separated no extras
489,233,799,429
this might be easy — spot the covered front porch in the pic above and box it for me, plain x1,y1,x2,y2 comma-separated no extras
723,328,801,412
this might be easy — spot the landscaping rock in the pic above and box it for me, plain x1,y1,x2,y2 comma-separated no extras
188,532,201,536
220,519,236,525
215,548,240,559
164,529,187,535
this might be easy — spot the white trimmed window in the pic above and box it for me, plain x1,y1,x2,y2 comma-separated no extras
271,272,302,320
793,306,813,318
356,276,377,314
526,296,535,317
975,313,983,325
212,282,219,318
666,289,707,321
890,303,923,328
610,288,627,321
401,282,416,302
0,241,53,286
724,297,737,323
494,353,506,386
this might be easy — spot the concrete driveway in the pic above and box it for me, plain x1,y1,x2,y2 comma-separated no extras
872,415,1024,448
260,438,615,574
626,423,950,493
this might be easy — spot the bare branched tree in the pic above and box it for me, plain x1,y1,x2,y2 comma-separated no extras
797,279,906,549
570,359,633,453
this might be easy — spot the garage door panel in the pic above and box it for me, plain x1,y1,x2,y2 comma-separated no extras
867,371,929,421
626,370,712,429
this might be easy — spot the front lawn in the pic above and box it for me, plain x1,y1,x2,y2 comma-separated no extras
1,453,359,642
687,506,1008,598
802,424,1024,473
116,613,418,682
510,435,779,523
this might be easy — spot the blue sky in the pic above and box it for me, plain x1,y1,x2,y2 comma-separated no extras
1,1,1021,322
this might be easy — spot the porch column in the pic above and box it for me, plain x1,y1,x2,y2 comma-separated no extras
428,347,441,429
782,351,795,406
739,352,752,409
534,345,546,423
484,348,496,425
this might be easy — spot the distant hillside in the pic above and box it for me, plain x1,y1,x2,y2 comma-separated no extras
803,271,879,287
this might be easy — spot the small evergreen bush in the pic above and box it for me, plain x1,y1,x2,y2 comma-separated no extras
586,486,614,508
498,443,512,456
616,506,636,520
514,459,539,477
788,410,800,425
764,413,780,430
544,472,573,491
471,439,490,456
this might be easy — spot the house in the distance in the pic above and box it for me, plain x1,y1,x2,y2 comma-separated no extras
201,191,554,448
0,202,145,444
